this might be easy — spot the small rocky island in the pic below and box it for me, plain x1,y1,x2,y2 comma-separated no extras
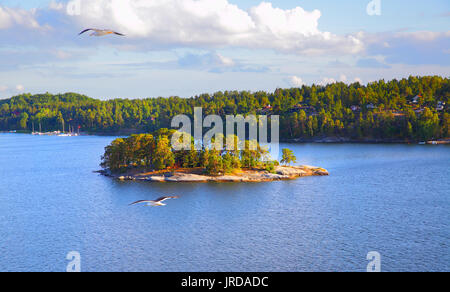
99,129,329,183
102,165,328,183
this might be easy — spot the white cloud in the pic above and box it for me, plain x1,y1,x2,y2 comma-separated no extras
318,77,337,86
339,74,347,82
400,31,450,42
288,76,303,87
48,1,64,11
215,54,235,67
0,6,42,30
16,85,25,92
319,76,362,85
0,85,8,92
63,0,363,55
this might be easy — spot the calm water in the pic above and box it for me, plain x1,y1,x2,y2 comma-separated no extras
0,133,448,272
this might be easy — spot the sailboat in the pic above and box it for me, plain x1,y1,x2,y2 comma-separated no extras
58,119,70,136
58,124,79,137
32,122,43,135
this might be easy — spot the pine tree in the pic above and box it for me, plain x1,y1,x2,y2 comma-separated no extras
281,149,297,166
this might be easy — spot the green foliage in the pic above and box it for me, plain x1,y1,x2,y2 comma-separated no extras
264,161,277,174
200,148,210,168
153,136,175,170
443,113,450,137
417,108,440,140
101,138,127,171
281,149,297,166
206,149,223,175
240,140,268,168
1,77,448,142
100,129,291,176
19,112,28,130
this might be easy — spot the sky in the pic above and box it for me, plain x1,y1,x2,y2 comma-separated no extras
0,0,449,99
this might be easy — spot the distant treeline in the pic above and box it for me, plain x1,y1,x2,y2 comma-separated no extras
0,76,448,141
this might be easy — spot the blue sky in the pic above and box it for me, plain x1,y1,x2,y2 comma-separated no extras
0,0,449,99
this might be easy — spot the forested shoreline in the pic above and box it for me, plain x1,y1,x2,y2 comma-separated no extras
0,76,448,141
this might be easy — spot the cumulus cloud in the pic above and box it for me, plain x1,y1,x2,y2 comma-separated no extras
53,0,363,55
354,77,363,84
318,77,337,86
287,76,303,87
0,84,26,98
0,6,43,30
318,76,364,85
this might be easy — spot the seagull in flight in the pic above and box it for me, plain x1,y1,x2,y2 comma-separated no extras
129,196,179,207
79,28,125,37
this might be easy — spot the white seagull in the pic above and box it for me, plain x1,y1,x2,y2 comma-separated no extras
79,28,125,37
129,196,179,207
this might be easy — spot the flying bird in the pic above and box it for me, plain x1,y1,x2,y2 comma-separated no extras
129,196,180,207
79,28,125,37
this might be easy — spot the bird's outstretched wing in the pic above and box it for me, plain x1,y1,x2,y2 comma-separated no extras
129,200,153,206
79,28,125,37
155,196,179,203
79,29,95,35
129,196,179,206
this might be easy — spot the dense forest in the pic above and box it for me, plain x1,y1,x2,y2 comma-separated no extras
0,76,448,141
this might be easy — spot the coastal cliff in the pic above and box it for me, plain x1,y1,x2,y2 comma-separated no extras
100,165,329,183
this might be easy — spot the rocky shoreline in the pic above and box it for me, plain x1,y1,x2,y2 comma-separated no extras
99,165,329,183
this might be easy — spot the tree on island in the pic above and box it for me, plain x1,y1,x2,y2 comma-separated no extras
100,129,287,176
281,148,297,166
152,136,175,170
206,149,223,175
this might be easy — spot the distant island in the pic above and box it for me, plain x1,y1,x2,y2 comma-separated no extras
98,129,329,183
0,76,448,143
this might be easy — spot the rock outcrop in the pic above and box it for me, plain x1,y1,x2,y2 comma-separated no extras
105,165,329,183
